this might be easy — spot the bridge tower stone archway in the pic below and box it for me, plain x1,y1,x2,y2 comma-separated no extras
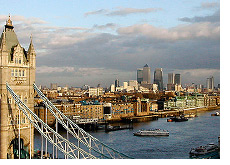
0,15,36,159
7,134,30,159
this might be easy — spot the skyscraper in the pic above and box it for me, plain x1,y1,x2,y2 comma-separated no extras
115,79,119,88
206,76,214,91
174,74,181,85
167,73,175,91
168,73,175,84
137,68,143,84
143,64,151,84
154,68,163,91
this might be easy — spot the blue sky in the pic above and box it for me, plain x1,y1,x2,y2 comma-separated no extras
0,0,220,87
0,0,218,28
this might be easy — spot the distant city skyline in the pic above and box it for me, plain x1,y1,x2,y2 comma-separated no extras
46,69,218,89
0,0,220,87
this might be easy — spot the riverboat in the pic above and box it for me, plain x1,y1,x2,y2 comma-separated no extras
133,129,169,136
211,112,220,116
167,115,188,122
174,116,188,122
189,143,219,159
105,125,133,132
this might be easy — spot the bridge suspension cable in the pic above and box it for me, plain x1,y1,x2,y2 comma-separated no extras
33,83,132,159
6,83,132,159
6,83,97,159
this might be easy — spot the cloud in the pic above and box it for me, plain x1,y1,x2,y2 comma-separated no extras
35,20,219,75
106,7,162,16
1,14,219,87
37,66,75,73
84,9,108,17
93,23,117,30
36,66,134,87
117,22,219,41
198,2,219,10
171,68,220,85
179,10,220,23
0,15,48,25
84,7,162,17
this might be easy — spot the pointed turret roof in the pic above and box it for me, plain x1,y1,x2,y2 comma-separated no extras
0,15,28,61
0,28,6,50
0,15,19,52
144,64,149,67
28,34,35,54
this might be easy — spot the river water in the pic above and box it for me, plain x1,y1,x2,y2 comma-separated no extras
34,109,220,159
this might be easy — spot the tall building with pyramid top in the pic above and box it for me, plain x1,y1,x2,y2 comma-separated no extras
0,15,36,159
143,64,151,84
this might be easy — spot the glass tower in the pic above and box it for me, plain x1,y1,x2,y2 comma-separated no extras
154,68,163,91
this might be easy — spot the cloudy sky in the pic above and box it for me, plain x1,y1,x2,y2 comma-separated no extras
0,0,220,88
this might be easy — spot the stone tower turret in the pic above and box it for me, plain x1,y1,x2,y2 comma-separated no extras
0,15,35,159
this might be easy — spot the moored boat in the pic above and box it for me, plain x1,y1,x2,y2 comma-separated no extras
174,116,188,122
167,115,188,122
167,118,173,122
105,125,133,132
133,129,169,136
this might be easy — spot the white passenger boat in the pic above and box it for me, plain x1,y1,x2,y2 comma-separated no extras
133,129,169,136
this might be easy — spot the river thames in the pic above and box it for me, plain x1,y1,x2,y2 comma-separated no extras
34,109,220,159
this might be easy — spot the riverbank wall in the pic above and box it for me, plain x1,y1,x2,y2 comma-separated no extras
105,105,220,123
149,105,220,118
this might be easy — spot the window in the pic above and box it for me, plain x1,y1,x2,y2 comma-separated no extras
16,115,19,124
18,95,22,100
15,69,18,77
24,97,28,104
15,58,18,64
22,70,25,77
19,70,21,77
8,114,13,125
8,98,12,104
22,116,25,124
11,69,14,76
19,58,21,64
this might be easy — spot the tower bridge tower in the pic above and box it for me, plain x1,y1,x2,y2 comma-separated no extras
0,16,36,159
